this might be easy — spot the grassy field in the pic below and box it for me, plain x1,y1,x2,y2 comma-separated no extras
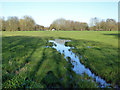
2,31,119,47
2,31,119,88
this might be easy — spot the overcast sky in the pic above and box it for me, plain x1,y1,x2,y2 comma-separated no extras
0,1,118,27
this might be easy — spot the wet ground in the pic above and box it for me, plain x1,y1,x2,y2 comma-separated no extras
48,39,111,88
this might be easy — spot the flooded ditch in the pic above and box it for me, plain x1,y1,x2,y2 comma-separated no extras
48,39,111,88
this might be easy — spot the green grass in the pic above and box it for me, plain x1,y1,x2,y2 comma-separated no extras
2,31,119,88
2,31,119,48
2,36,97,88
65,39,119,87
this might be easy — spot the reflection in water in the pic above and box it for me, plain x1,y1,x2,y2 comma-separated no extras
49,39,111,88
87,46,91,48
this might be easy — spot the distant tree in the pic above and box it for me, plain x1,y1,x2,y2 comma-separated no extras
35,24,44,31
51,18,66,30
106,19,117,31
0,17,6,31
118,22,120,31
6,16,19,31
73,21,81,30
19,19,24,31
19,16,35,31
44,27,49,31
79,23,88,31
3,16,118,31
50,18,88,31
99,20,107,31
65,20,72,31
90,17,100,30
40,25,44,30
49,24,56,30
90,17,118,31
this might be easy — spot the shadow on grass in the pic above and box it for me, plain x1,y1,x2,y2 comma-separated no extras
2,36,53,82
103,33,120,38
41,71,61,88
30,48,47,79
2,35,119,88
2,36,83,88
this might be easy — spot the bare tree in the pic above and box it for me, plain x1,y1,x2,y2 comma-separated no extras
106,19,117,31
51,18,66,30
0,17,6,31
90,18,118,31
35,24,44,31
20,16,35,31
50,18,88,31
90,17,100,30
6,16,19,31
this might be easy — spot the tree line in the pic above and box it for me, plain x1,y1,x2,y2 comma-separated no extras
0,16,118,31
0,16,48,31
50,18,88,31
89,17,118,31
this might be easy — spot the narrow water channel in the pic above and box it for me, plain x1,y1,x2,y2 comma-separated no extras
49,39,111,88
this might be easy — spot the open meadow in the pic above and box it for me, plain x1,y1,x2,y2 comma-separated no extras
2,31,119,88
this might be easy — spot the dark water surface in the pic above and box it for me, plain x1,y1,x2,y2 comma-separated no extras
49,39,111,88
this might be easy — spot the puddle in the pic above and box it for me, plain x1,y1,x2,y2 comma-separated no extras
48,39,111,88
87,46,91,48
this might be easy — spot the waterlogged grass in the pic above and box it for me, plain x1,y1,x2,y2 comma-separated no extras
2,31,119,88
65,39,119,87
2,36,97,88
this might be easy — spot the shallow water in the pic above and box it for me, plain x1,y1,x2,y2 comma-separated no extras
49,39,111,88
